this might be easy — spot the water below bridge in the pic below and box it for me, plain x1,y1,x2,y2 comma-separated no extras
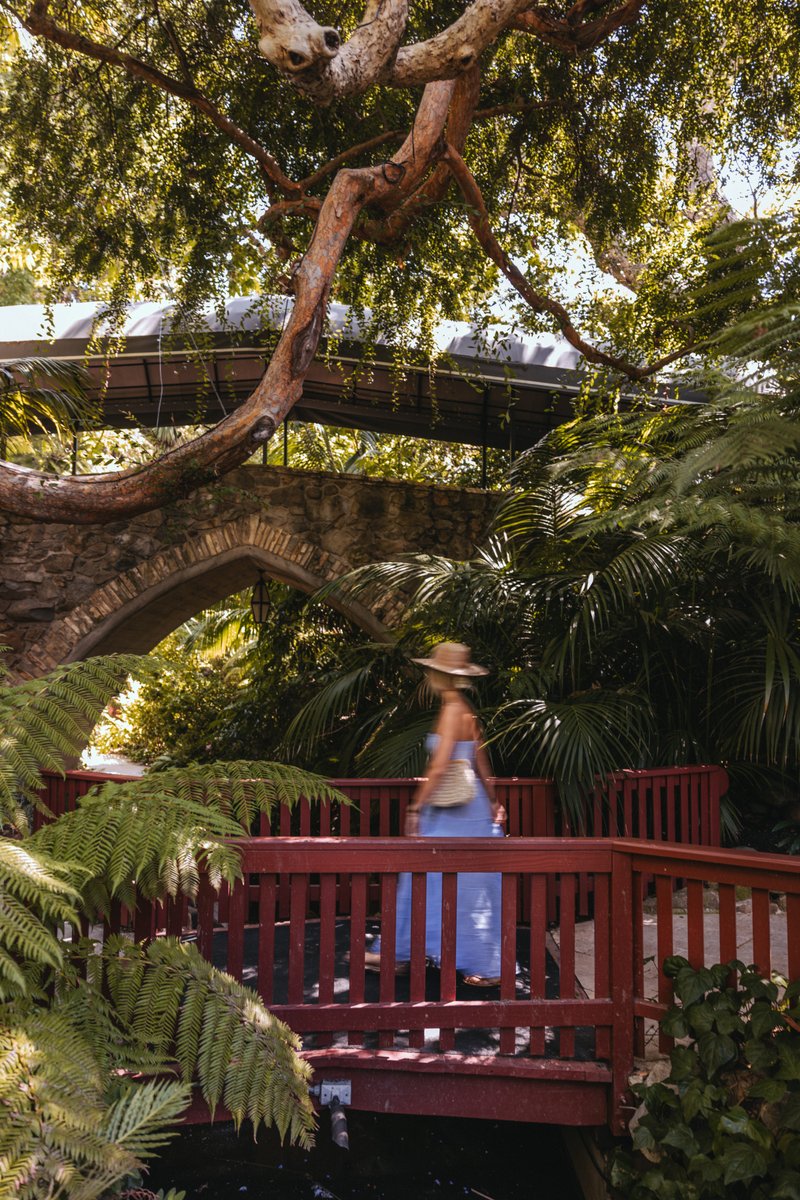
147,1112,584,1200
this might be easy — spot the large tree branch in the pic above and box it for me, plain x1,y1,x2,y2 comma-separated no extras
374,65,481,221
18,0,298,197
250,0,408,103
249,0,647,99
510,0,646,54
251,0,536,99
0,82,456,525
293,98,559,197
443,144,692,381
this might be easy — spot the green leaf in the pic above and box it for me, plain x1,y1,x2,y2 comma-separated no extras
661,1008,689,1039
748,1078,787,1102
772,1171,800,1200
670,1044,701,1081
661,1122,699,1157
747,1037,779,1070
675,966,716,1007
633,1123,658,1151
697,1031,738,1076
722,1142,768,1186
777,1039,800,1081
750,1000,782,1039
780,1092,800,1131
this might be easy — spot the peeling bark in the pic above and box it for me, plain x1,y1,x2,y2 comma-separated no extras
250,0,408,103
0,82,456,525
250,0,534,99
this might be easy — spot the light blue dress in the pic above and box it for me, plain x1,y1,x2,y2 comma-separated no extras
373,734,503,978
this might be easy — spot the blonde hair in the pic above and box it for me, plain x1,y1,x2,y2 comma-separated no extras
425,668,473,694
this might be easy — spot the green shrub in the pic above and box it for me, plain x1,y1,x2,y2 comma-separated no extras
612,957,800,1200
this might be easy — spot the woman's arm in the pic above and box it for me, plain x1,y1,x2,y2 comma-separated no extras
475,730,506,828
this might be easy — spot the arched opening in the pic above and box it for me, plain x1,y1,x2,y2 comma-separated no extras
64,544,389,664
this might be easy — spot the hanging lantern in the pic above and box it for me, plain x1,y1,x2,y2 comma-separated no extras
250,571,271,625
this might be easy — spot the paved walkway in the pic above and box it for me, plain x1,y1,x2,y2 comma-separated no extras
80,750,145,775
552,892,790,1061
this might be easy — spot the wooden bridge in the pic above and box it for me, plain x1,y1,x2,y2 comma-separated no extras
40,766,800,1133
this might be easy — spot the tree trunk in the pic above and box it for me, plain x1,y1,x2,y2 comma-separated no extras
0,82,456,526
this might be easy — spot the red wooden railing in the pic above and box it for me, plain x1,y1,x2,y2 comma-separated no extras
107,835,800,1131
628,841,800,1058
37,764,727,926
37,765,726,848
44,764,782,1132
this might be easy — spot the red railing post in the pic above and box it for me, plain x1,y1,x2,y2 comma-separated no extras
609,843,635,1135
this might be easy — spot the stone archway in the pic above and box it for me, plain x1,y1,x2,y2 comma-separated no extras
56,518,390,668
1,465,498,677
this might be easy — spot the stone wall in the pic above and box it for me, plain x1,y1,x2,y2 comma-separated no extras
0,465,499,678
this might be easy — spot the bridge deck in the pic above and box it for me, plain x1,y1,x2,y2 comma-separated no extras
41,767,800,1132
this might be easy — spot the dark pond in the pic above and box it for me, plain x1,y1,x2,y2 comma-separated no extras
146,1113,583,1200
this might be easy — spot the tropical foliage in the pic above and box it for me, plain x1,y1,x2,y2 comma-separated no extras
100,582,386,773
612,958,800,1200
0,1,798,524
0,357,94,457
0,653,344,1197
278,291,800,819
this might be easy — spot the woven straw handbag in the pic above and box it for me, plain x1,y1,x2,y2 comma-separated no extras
429,758,476,808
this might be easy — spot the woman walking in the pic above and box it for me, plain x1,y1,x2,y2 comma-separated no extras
366,642,506,987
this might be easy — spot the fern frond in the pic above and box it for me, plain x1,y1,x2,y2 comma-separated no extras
98,938,316,1146
0,1003,187,1200
0,653,152,832
0,838,79,998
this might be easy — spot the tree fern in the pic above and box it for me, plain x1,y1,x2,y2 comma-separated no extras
31,762,348,913
96,937,316,1145
0,838,79,999
0,1005,189,1200
0,653,152,832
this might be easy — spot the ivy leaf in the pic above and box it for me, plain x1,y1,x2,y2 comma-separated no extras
719,1106,750,1135
722,1142,768,1186
663,955,691,979
709,963,733,989
687,1002,716,1036
661,1122,699,1157
640,1168,688,1199
661,1008,689,1039
633,1123,658,1151
610,1152,640,1192
675,966,716,1007
698,1031,738,1076
746,1037,779,1072
777,1040,800,1081
748,1078,787,1102
751,1000,783,1039
772,1171,800,1200
688,1154,723,1183
713,1008,745,1036
670,1044,701,1081
681,1080,709,1121
780,1092,800,1131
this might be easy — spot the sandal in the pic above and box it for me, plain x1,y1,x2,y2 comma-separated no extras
364,952,409,975
462,974,501,988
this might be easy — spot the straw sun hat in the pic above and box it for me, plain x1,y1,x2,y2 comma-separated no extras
411,642,489,677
